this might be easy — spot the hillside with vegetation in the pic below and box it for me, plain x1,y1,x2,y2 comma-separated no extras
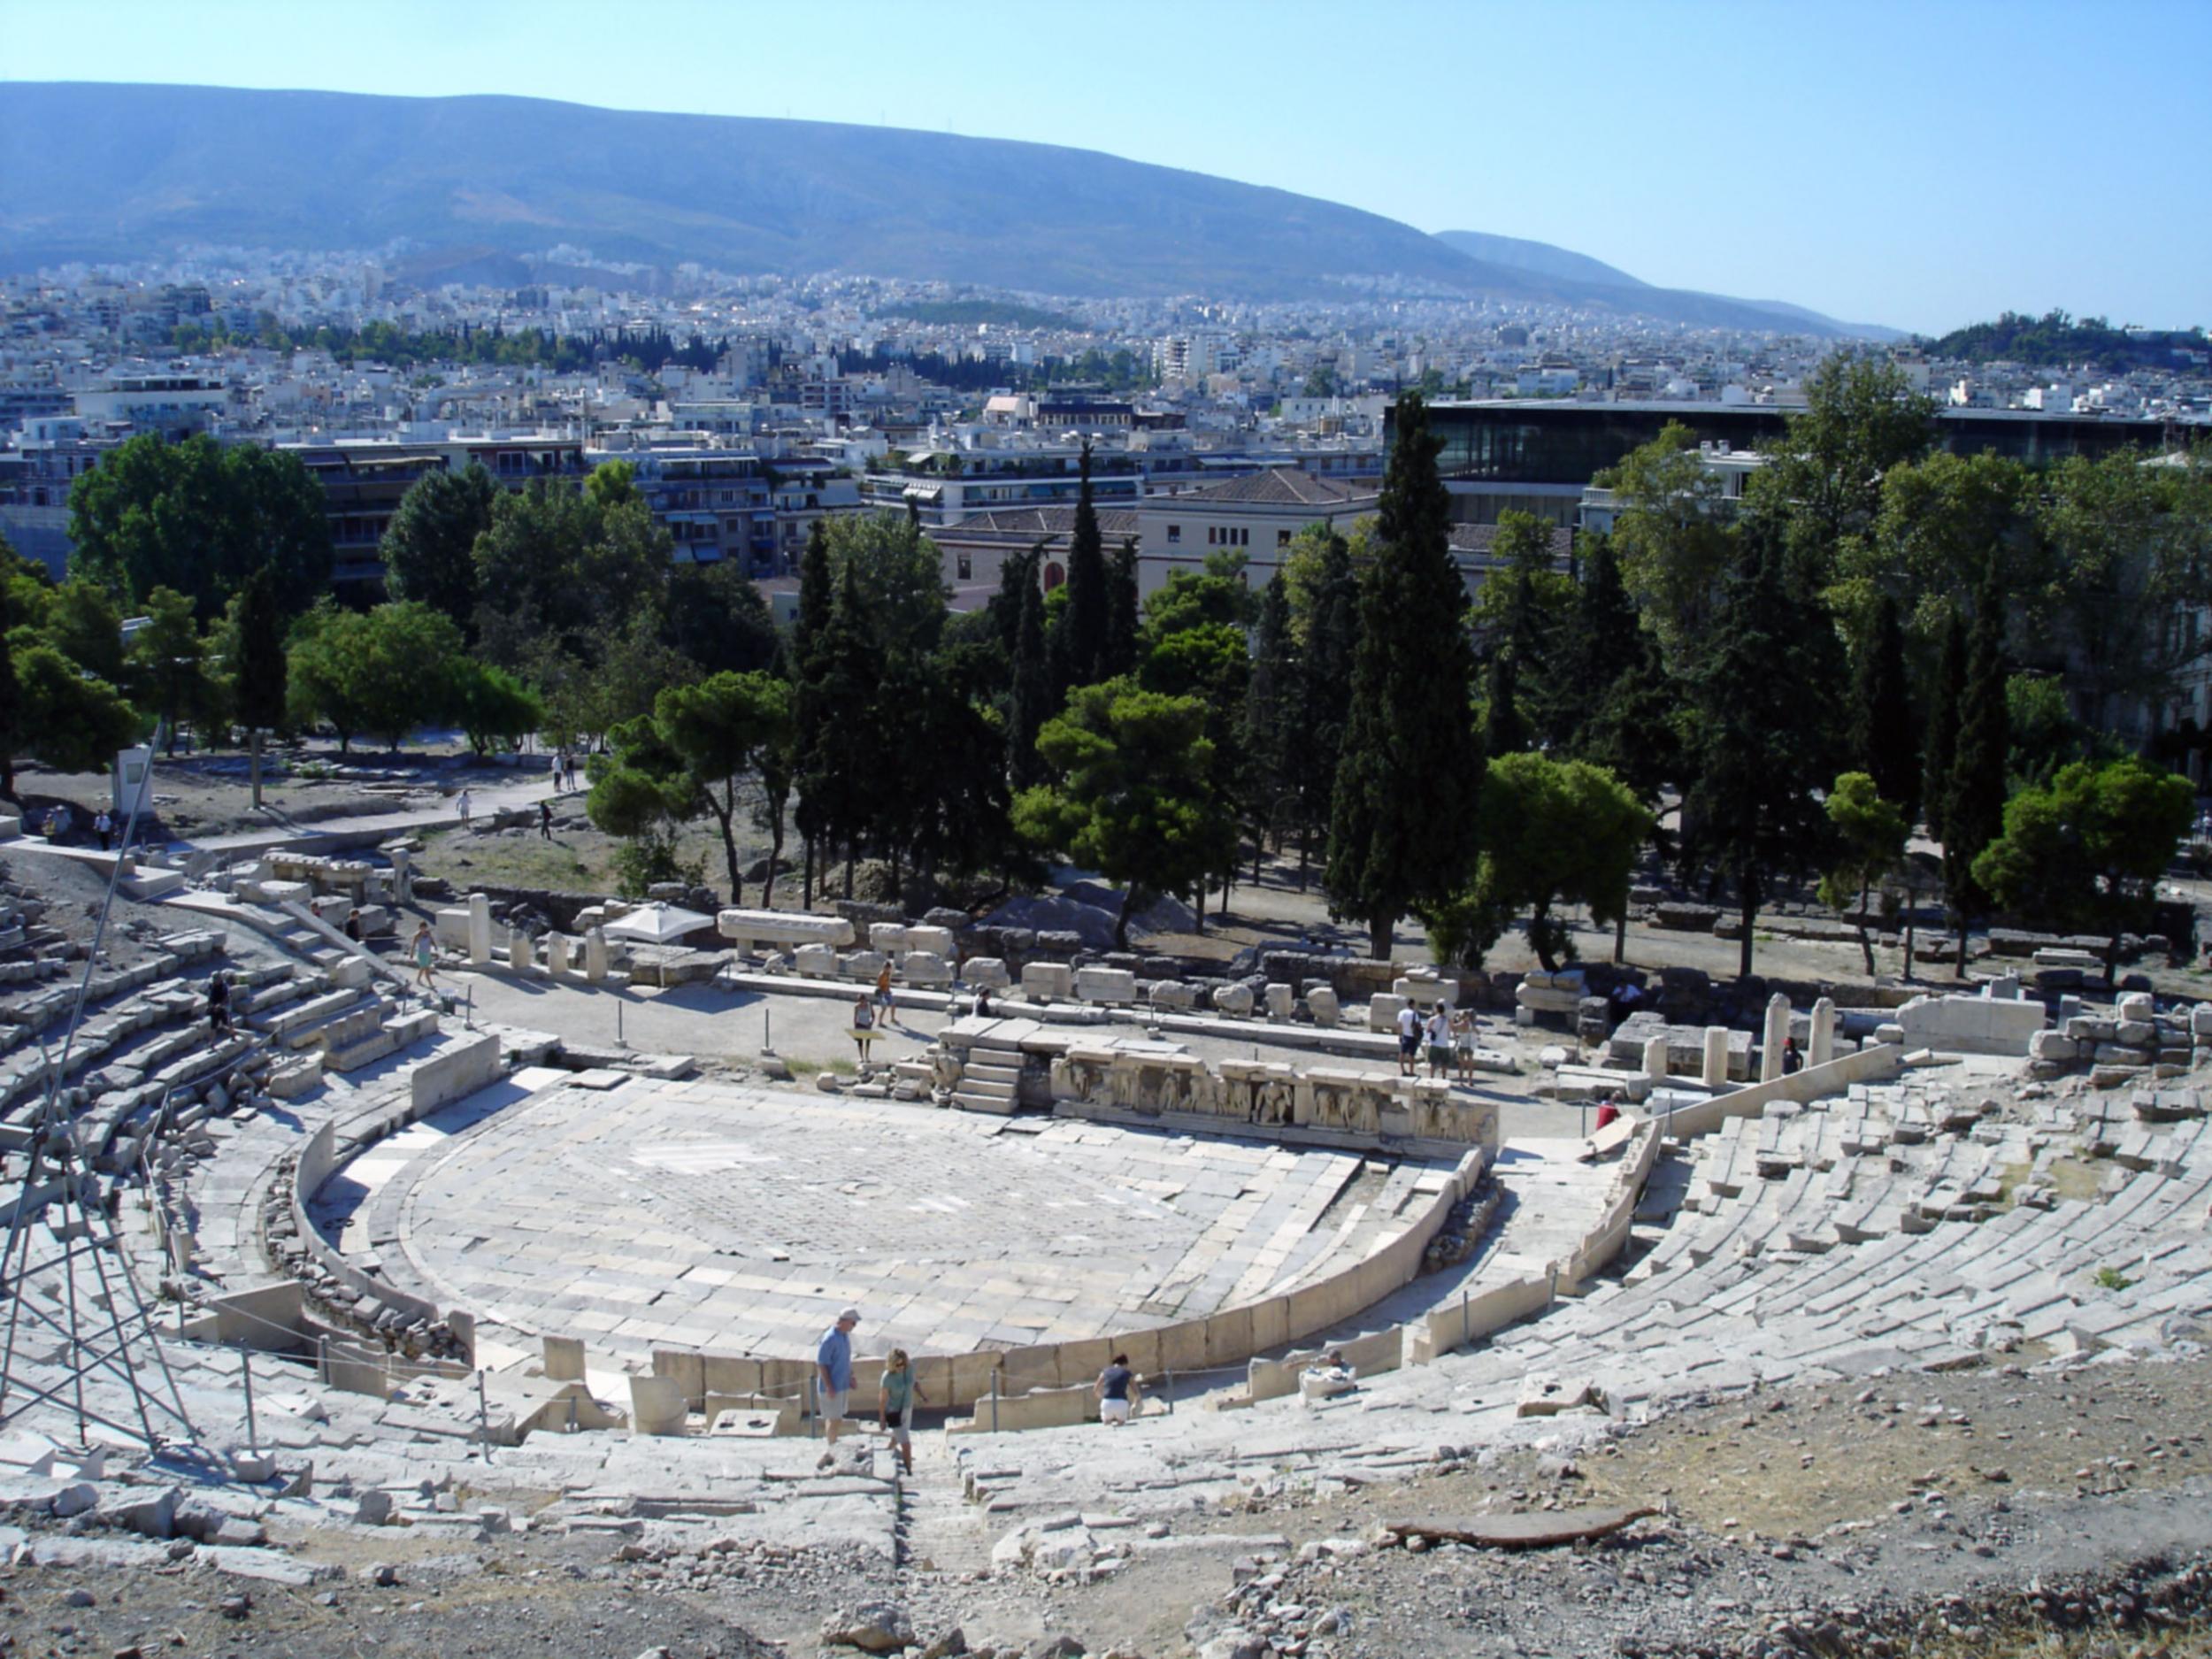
1929,309,2209,373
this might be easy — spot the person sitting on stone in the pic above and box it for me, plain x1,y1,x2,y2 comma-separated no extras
972,983,993,1018
1782,1035,1804,1075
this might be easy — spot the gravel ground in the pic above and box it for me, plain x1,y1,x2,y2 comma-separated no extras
8,1357,2212,1658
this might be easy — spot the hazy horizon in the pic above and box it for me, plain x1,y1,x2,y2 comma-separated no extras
6,0,2208,336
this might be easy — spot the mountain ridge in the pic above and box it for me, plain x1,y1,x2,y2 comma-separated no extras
0,82,1881,335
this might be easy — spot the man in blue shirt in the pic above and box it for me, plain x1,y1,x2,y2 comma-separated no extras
816,1307,859,1465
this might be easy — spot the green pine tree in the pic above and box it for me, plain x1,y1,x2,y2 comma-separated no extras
1324,394,1483,957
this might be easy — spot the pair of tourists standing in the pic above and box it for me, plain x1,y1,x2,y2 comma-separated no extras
815,1308,926,1475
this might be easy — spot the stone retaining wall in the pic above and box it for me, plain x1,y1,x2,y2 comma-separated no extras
659,1144,1486,1419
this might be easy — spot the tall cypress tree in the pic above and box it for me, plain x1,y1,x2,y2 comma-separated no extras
0,582,17,801
812,559,880,895
790,522,836,903
1851,589,1919,820
1104,535,1141,680
1294,532,1359,887
1481,649,1528,757
1921,603,1968,841
1009,575,1053,791
1942,560,2011,973
1057,441,1110,693
1553,534,1641,755
1240,573,1298,878
991,539,1044,663
1680,520,1836,979
233,564,288,811
1325,394,1483,958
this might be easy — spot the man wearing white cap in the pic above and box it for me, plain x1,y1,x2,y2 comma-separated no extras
816,1307,860,1465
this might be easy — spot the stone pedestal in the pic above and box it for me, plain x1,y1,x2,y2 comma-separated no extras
1642,1033,1671,1086
584,926,609,983
510,931,533,972
1306,986,1340,1028
1074,966,1137,1005
467,893,492,967
1761,993,1792,1082
385,844,413,904
1809,995,1837,1066
1021,962,1071,1002
1264,982,1294,1021
547,934,570,977
542,1335,585,1383
1701,1025,1731,1088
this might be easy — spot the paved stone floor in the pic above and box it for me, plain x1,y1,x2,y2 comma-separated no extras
364,1076,1460,1364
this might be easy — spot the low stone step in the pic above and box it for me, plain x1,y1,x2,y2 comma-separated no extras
327,1009,437,1073
957,1074,1018,1101
250,988,364,1041
950,1091,1019,1116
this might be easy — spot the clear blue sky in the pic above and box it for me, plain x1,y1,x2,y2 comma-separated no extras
6,0,2207,336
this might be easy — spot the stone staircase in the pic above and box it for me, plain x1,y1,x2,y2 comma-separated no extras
952,1049,1023,1115
897,1435,992,1576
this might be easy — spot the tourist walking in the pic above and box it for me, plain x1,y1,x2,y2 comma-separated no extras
874,960,895,1025
455,788,472,826
1395,1002,1421,1078
879,1348,926,1476
539,799,554,841
411,922,437,990
93,810,113,852
1452,1006,1477,1082
1425,1003,1453,1079
815,1307,859,1465
851,994,876,1059
1094,1353,1135,1426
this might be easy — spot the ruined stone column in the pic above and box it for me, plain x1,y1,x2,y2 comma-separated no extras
547,933,570,977
510,930,532,973
384,842,413,904
1761,992,1792,1082
584,926,609,983
1642,1033,1671,1087
1809,995,1837,1066
467,892,492,966
1701,1025,1731,1089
